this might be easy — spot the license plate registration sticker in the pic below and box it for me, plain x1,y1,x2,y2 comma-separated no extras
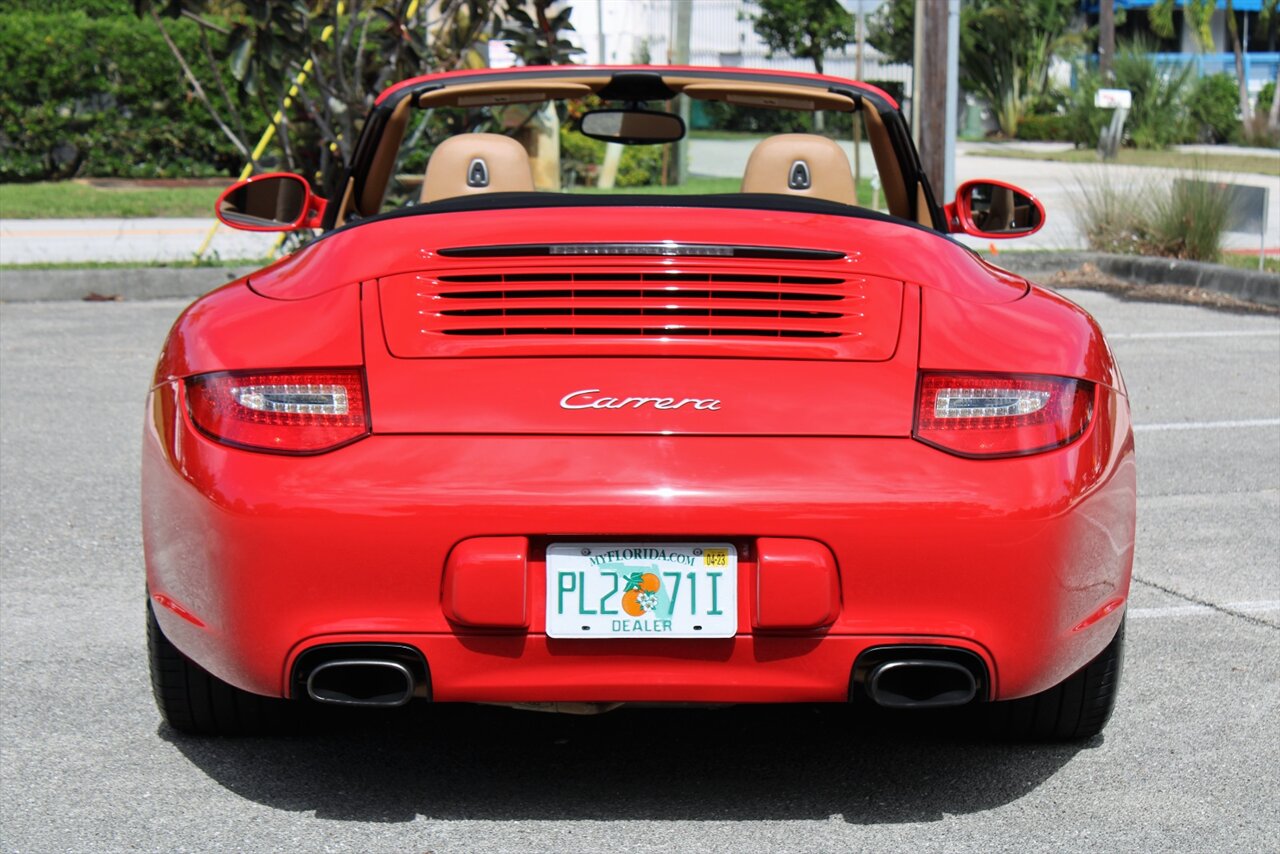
545,542,738,639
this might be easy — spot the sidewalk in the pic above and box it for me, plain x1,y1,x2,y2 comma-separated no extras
0,218,277,265
692,138,1280,254
2,141,1276,264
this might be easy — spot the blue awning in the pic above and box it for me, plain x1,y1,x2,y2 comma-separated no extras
1081,1,1266,11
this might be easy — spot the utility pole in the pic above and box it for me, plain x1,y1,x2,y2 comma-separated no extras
911,0,924,143
943,0,959,201
1099,0,1115,79
912,0,950,196
853,0,865,188
596,0,606,64
672,0,692,185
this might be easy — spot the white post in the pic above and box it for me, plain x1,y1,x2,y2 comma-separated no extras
1260,187,1268,272
944,0,960,201
596,0,605,64
910,0,924,146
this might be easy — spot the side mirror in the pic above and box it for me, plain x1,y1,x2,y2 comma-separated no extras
215,173,327,232
947,179,1045,239
579,109,686,145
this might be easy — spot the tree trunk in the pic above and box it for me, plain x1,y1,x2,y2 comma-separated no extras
813,54,825,133
915,8,950,191
1099,0,1115,80
1270,63,1280,129
1225,1,1253,125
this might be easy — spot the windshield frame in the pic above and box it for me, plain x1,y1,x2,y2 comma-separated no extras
323,66,943,234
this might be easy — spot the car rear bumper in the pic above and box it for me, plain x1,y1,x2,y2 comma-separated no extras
143,382,1135,704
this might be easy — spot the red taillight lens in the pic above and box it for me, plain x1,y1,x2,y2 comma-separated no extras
914,372,1094,458
186,369,369,454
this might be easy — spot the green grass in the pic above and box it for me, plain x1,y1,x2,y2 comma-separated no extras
569,176,742,195
4,171,884,224
965,146,1279,176
571,174,877,206
687,129,768,141
0,181,223,219
1219,253,1280,274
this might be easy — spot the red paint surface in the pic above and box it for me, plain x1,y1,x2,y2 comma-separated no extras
144,69,1134,709
754,539,841,630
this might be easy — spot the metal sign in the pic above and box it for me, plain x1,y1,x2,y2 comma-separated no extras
1223,184,1268,234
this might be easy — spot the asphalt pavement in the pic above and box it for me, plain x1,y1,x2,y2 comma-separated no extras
0,288,1278,852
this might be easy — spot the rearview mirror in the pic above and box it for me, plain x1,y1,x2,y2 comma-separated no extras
579,109,685,145
215,173,326,232
948,180,1045,239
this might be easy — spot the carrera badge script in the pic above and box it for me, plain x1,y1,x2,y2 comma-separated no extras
560,389,722,411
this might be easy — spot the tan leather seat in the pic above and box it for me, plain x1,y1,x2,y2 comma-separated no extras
741,134,857,205
420,133,535,203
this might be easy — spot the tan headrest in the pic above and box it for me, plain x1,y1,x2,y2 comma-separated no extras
741,134,857,205
420,133,534,203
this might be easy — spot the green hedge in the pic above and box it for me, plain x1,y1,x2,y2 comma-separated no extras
1186,73,1242,144
560,126,664,187
1015,113,1073,142
0,10,261,180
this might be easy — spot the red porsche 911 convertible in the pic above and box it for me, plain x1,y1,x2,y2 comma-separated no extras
143,66,1135,739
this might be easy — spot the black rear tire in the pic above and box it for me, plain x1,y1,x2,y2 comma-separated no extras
986,617,1125,741
147,598,291,736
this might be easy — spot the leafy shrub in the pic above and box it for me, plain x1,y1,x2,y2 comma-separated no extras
1258,81,1276,116
1147,176,1230,260
1073,168,1229,262
4,0,131,14
1072,173,1151,253
559,125,668,188
1064,42,1193,150
616,145,664,187
559,124,604,184
1186,73,1240,144
1112,43,1193,149
1015,113,1073,141
0,10,263,180
1063,68,1109,148
1240,112,1280,149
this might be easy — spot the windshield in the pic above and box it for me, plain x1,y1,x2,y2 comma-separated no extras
376,99,890,216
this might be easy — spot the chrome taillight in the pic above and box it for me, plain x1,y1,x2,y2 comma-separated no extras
914,372,1094,458
186,368,369,454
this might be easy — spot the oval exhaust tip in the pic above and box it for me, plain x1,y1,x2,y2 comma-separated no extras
866,660,978,709
306,659,415,707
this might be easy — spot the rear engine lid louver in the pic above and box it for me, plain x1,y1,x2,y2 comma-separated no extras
379,265,904,360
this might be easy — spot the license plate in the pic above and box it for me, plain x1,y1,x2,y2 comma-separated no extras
545,542,738,639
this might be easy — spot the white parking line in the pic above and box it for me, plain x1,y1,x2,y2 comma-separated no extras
1134,418,1280,432
1111,331,1280,340
1130,600,1280,619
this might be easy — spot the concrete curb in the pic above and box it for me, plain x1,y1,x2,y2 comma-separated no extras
2,252,1276,306
0,266,256,303
987,251,1280,307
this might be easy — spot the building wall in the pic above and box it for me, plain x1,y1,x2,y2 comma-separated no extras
565,0,911,90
